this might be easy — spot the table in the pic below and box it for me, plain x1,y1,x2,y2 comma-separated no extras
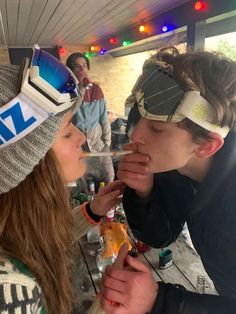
70,232,217,313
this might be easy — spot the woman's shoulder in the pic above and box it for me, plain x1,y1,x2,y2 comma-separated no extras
0,257,39,287
0,257,43,313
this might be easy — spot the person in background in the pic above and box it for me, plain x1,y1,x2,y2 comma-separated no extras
0,46,123,313
100,49,236,313
66,52,114,187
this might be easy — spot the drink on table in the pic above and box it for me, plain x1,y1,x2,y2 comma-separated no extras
87,180,99,242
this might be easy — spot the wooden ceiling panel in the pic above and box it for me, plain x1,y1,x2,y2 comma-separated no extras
5,0,19,45
52,0,115,46
65,0,138,45
36,0,75,45
0,0,8,46
20,0,48,46
0,0,190,48
16,0,34,46
28,0,62,45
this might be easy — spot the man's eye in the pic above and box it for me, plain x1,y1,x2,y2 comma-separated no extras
65,132,72,138
151,126,163,133
151,122,163,132
75,65,82,70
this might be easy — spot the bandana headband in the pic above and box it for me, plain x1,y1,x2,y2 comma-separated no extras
133,58,229,138
137,90,229,138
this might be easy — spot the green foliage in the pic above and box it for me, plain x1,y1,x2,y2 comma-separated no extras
216,39,236,60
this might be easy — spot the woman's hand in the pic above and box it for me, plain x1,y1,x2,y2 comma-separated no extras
90,180,125,216
118,143,154,198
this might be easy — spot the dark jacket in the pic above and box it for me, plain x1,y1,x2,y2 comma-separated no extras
123,131,236,313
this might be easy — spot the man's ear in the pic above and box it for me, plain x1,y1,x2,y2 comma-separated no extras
195,132,224,158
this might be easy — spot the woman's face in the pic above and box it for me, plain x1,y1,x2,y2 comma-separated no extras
130,118,197,173
52,112,86,183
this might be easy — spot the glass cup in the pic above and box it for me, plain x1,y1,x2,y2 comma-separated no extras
159,248,173,269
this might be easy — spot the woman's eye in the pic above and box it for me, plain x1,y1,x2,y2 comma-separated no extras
71,114,78,126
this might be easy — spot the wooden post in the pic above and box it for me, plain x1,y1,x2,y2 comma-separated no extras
0,46,10,64
187,20,206,52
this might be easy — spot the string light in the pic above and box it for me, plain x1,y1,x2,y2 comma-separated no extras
100,49,107,55
58,46,65,54
161,24,175,33
122,40,132,46
95,18,177,55
194,0,207,11
86,2,209,57
139,24,146,32
162,25,168,32
109,36,118,44
90,45,100,52
138,23,152,34
85,52,97,58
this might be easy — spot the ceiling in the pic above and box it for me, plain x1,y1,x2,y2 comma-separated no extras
0,0,190,48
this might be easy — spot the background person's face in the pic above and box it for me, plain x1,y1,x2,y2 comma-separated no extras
52,112,86,183
73,57,89,81
130,118,197,173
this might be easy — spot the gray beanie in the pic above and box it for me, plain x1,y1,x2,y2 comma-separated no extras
0,64,65,195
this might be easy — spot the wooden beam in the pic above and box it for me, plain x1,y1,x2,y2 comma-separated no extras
187,20,206,52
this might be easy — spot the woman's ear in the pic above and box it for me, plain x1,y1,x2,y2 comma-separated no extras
195,132,224,159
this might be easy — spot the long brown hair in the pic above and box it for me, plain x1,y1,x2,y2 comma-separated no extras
0,150,74,313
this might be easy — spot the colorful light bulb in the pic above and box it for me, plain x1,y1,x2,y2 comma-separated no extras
122,40,132,46
109,37,118,44
58,46,65,54
100,49,107,55
139,25,146,32
194,1,207,11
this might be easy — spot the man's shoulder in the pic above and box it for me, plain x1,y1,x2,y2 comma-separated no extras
90,83,104,101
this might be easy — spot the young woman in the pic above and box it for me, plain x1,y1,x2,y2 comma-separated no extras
0,46,122,314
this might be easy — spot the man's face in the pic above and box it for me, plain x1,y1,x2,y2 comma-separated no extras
130,117,198,173
73,57,89,80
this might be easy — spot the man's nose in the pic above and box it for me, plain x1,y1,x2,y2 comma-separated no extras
130,118,146,144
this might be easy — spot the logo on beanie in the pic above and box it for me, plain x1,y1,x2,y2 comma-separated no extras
0,102,36,145
0,93,48,149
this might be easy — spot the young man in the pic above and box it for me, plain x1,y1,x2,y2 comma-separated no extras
100,50,236,313
66,53,114,187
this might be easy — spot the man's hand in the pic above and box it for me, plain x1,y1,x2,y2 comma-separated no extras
90,180,125,216
100,244,158,314
118,143,154,198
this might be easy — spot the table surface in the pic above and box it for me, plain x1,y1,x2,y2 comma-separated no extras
70,231,217,313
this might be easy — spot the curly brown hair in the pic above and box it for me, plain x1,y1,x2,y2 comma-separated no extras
156,49,236,139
